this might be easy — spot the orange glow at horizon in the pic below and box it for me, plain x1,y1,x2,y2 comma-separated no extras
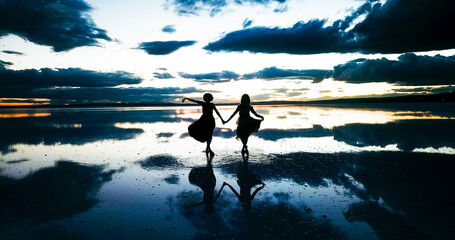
0,98,50,107
0,112,51,118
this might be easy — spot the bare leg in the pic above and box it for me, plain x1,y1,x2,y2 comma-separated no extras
241,137,249,157
206,139,215,157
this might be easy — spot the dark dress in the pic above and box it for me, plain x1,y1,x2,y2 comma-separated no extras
188,103,215,142
189,166,216,204
236,105,261,140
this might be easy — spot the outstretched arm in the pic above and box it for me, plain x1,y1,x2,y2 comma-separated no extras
182,98,204,105
224,106,239,124
213,105,225,123
251,182,265,200
223,182,241,200
250,106,264,120
214,183,226,201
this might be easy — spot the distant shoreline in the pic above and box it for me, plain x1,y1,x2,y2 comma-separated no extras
1,92,453,109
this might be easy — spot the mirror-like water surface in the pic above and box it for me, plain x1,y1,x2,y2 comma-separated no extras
1,105,454,240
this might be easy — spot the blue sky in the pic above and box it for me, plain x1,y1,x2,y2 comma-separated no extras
0,0,454,105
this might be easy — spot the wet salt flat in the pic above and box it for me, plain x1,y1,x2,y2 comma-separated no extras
1,104,454,240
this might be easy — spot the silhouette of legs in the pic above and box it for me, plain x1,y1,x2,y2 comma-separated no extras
206,139,215,157
206,152,214,165
241,137,249,159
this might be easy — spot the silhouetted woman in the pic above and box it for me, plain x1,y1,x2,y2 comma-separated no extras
223,94,264,156
223,161,265,212
187,155,226,213
182,93,225,156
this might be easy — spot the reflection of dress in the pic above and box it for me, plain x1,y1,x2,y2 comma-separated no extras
236,105,261,140
237,164,262,194
188,103,215,142
189,166,216,203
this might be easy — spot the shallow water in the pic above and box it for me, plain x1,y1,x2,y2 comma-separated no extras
0,105,454,240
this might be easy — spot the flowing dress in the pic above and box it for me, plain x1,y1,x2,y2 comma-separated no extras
188,103,215,142
189,166,216,203
236,105,261,140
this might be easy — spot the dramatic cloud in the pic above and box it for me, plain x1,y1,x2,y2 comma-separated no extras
0,0,111,52
0,66,203,104
0,67,142,94
26,86,202,104
205,0,455,54
166,0,287,16
1,50,24,55
154,72,175,79
162,25,176,33
0,59,12,67
205,20,353,54
351,0,455,54
179,70,240,82
243,67,330,82
332,53,455,86
137,41,196,55
179,67,331,83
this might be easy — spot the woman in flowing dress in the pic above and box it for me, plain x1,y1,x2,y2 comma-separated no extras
182,93,225,156
223,94,264,156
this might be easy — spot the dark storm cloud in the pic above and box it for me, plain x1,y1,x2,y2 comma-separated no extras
167,0,287,16
0,0,111,52
162,25,176,33
243,67,330,82
333,1,375,31
242,18,253,28
179,67,331,83
205,0,455,54
137,41,196,55
1,50,24,55
0,67,142,94
351,0,455,54
0,65,203,104
204,19,353,54
179,70,240,82
0,59,12,67
332,53,455,86
153,72,175,79
28,86,202,104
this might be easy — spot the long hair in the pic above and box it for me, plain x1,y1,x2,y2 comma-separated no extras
240,94,250,106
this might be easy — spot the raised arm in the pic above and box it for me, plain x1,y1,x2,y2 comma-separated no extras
251,182,265,201
250,106,264,120
224,106,239,124
223,182,240,200
212,104,225,123
213,183,226,202
182,98,204,105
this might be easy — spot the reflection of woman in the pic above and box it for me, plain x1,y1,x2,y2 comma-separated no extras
182,93,225,156
223,94,264,156
188,156,226,212
223,162,265,212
